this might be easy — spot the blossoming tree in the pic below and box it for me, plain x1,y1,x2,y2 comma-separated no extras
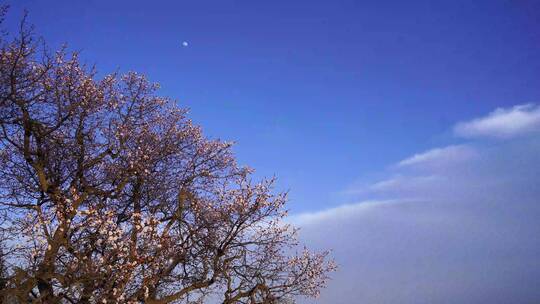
0,10,335,304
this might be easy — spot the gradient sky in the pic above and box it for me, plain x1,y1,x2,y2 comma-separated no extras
4,1,540,303
4,0,540,213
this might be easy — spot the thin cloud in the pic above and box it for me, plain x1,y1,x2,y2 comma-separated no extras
294,104,540,304
454,103,540,138
397,144,478,167
288,200,401,226
368,175,442,195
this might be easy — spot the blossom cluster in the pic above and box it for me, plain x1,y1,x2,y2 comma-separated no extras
0,14,335,304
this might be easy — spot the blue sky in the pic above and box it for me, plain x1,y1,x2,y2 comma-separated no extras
5,0,540,214
4,1,540,303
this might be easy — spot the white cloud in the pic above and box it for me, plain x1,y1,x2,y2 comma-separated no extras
293,105,540,304
368,175,442,195
298,193,540,304
454,103,540,138
288,200,400,225
397,144,477,167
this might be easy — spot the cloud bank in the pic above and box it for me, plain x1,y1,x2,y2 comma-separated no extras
295,105,540,304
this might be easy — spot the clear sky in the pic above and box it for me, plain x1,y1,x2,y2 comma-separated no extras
5,0,540,213
4,1,540,303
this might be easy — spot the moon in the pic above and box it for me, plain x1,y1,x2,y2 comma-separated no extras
182,41,189,47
